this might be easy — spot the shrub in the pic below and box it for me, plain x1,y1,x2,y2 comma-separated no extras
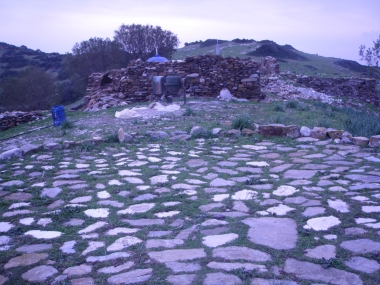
0,66,58,111
286,100,299,109
61,120,74,130
343,108,380,137
274,104,285,112
231,114,253,130
183,107,196,116
105,133,119,143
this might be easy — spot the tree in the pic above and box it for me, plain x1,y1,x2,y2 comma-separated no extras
64,37,130,80
60,37,130,101
0,66,57,111
114,24,179,61
359,35,380,67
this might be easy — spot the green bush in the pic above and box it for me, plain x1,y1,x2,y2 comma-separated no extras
105,133,119,143
231,114,253,130
286,100,299,109
183,107,196,116
274,104,285,112
0,66,58,111
343,108,380,137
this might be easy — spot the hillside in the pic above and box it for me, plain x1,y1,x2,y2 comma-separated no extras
173,39,380,79
1,40,379,81
0,42,64,79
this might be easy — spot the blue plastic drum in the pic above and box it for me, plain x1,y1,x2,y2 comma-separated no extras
51,105,66,126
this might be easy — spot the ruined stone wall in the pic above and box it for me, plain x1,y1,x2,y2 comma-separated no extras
296,76,379,106
83,55,263,111
0,111,44,131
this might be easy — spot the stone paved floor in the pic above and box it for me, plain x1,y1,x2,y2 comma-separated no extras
0,137,380,284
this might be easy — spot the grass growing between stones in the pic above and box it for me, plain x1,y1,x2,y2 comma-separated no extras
2,99,380,284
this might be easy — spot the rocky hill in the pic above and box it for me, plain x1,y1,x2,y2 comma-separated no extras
173,39,380,79
0,42,64,79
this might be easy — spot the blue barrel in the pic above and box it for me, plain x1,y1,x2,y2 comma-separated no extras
51,106,66,126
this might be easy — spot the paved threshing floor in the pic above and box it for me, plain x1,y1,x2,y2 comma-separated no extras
0,137,380,284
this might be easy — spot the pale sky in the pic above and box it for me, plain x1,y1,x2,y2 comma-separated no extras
1,0,379,62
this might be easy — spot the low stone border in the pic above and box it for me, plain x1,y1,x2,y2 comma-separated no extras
1,123,379,161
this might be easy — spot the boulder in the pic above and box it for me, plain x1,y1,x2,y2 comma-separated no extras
369,135,380,147
310,127,326,139
258,124,287,137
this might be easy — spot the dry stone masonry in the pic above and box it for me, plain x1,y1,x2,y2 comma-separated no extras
83,55,263,111
0,110,44,131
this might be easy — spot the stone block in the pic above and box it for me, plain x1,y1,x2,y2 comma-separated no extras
369,135,380,147
258,124,287,137
310,127,326,139
300,126,311,137
326,128,344,139
352,136,369,146
286,125,300,138
0,148,23,160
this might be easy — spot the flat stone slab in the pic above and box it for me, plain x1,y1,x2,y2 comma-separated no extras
107,236,142,251
146,239,184,249
4,253,48,269
340,239,380,254
345,256,380,274
328,199,349,213
21,265,58,282
273,185,298,196
345,174,380,183
202,233,238,247
266,204,295,215
207,261,267,272
24,230,62,239
231,189,257,200
1,180,24,187
41,187,62,198
148,248,206,262
204,272,242,285
118,203,155,214
243,217,297,250
63,264,92,276
302,207,326,217
86,252,130,263
165,262,201,273
107,268,152,284
284,258,363,285
4,192,32,201
84,208,109,218
167,274,196,285
123,219,164,226
284,169,318,179
304,216,341,231
305,244,336,259
210,178,235,187
98,261,134,274
362,206,380,213
213,246,271,262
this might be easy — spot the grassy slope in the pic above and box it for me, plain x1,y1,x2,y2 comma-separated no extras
172,41,372,78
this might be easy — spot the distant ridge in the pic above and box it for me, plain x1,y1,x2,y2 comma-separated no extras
0,42,64,79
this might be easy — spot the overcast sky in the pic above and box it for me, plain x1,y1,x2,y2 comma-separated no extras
1,0,379,62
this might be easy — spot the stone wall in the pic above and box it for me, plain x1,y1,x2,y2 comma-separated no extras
83,55,263,111
296,76,379,106
0,111,44,131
